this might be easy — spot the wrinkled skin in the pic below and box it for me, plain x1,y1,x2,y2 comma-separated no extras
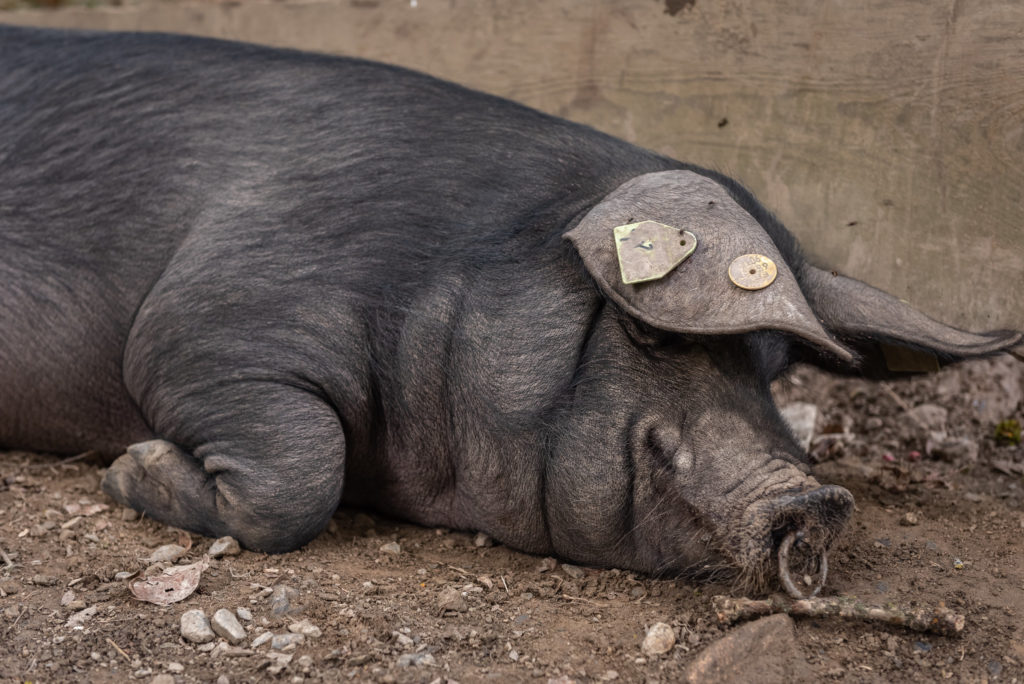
1,27,1019,592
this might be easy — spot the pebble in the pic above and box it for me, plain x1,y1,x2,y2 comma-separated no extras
437,586,468,613
903,404,949,432
208,536,241,558
0,579,20,595
235,607,252,621
251,632,273,648
217,676,230,684
473,532,494,547
269,585,299,615
396,652,436,667
121,508,139,522
59,590,75,606
113,571,135,581
536,557,558,573
641,622,675,656
150,675,175,684
288,619,322,638
166,661,185,673
211,608,247,645
271,633,305,650
900,512,920,526
145,544,187,564
561,564,585,580
180,609,216,644
66,605,97,628
928,436,978,463
683,614,812,682
379,541,402,556
30,574,57,586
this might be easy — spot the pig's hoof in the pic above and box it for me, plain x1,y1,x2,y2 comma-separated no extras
101,439,186,512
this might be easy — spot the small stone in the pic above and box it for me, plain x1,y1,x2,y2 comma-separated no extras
121,508,139,522
271,633,305,650
561,564,585,580
60,590,75,606
900,512,920,526
66,605,97,628
904,404,949,432
150,675,176,684
269,585,299,615
251,631,273,648
600,671,619,681
217,676,230,684
180,609,215,644
536,557,558,573
683,614,812,683
473,532,494,547
30,574,57,586
211,608,246,645
437,586,468,613
208,536,241,559
235,607,252,621
779,402,818,452
296,654,314,670
379,541,402,556
477,575,494,590
288,619,322,638
396,652,436,667
145,544,187,564
0,579,20,595
641,622,676,656
113,571,135,581
927,436,978,463
166,661,185,673
66,599,87,611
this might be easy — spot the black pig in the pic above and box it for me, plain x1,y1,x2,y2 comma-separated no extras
1,26,1018,592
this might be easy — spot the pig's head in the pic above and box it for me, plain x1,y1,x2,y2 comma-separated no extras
555,170,1021,593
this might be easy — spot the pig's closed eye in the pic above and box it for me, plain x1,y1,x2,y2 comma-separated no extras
645,423,686,472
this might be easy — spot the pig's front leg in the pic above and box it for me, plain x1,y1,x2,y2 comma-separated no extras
102,381,346,553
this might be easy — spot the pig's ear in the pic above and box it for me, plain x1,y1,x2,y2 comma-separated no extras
564,170,855,362
799,265,1023,373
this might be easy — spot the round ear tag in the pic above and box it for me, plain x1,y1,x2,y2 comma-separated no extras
728,254,777,290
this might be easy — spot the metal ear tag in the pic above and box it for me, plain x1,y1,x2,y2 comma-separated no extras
614,221,697,285
728,254,778,290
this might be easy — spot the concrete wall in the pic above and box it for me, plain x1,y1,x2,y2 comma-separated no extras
3,0,1022,333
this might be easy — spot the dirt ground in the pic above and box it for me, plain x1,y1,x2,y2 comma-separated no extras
1,356,1022,683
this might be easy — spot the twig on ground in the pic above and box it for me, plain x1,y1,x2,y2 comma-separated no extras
3,606,27,636
26,451,96,470
712,595,965,637
105,637,132,663
1,549,14,570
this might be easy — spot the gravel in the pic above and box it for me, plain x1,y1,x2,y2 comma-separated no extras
180,609,215,644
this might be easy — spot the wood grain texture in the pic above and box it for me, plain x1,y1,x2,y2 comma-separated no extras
4,0,1022,332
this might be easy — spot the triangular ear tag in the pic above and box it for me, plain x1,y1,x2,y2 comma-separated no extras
614,220,697,284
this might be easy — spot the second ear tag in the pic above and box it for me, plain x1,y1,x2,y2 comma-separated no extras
613,221,697,285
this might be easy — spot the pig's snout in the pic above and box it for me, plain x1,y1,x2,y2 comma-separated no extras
764,484,854,549
734,484,853,594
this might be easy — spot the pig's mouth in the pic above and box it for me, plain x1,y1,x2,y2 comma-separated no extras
717,484,854,596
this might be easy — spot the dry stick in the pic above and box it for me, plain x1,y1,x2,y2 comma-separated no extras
3,606,27,636
105,637,132,663
712,595,965,637
1,549,14,570
25,450,96,470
